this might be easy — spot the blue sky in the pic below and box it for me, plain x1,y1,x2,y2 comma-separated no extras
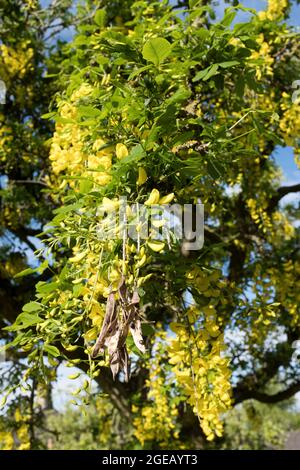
215,0,300,26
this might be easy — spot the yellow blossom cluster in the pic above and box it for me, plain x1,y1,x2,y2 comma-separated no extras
249,269,277,329
0,430,14,450
24,0,38,9
15,408,31,450
270,211,295,243
268,260,300,326
0,42,34,82
247,197,295,243
53,247,109,343
49,82,157,193
251,34,274,80
0,408,31,450
95,397,114,448
295,149,300,169
0,115,13,162
247,260,299,343
279,92,300,148
168,305,231,441
49,102,86,176
247,198,271,233
258,0,288,21
187,266,226,299
87,138,113,186
49,84,122,187
70,83,94,103
133,331,180,447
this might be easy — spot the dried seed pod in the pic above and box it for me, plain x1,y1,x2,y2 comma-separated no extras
91,292,117,358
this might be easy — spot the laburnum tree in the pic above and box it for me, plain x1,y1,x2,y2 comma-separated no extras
1,0,300,450
0,0,74,449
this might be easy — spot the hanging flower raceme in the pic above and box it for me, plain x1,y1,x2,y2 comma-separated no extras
279,92,300,149
258,0,289,21
0,408,31,450
168,305,232,442
0,42,34,82
133,330,180,448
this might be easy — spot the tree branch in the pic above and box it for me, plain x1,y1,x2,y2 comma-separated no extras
269,183,300,211
9,179,49,188
234,381,300,404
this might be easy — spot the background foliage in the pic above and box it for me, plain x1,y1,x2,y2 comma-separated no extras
1,0,300,450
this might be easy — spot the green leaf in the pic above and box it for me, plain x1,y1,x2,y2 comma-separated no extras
53,202,83,215
126,335,144,358
17,312,43,328
145,125,161,150
74,35,89,46
78,106,101,118
142,38,172,66
22,302,42,313
128,65,152,80
221,9,237,27
79,178,93,194
165,87,191,106
37,259,49,273
219,60,240,68
236,47,252,59
14,267,37,279
121,144,145,164
41,111,57,120
4,312,43,331
44,344,60,357
203,63,219,81
14,260,48,279
36,281,60,295
156,104,177,130
189,0,203,7
193,66,211,82
206,158,224,179
193,63,219,82
142,323,155,336
94,9,106,27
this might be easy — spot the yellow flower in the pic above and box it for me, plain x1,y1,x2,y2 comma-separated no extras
94,173,112,186
100,196,120,212
147,240,165,252
116,143,129,159
84,327,99,342
69,250,88,263
70,83,94,102
144,188,160,205
168,290,231,441
88,154,112,170
137,167,147,185
133,332,180,447
92,138,106,151
159,193,174,204
259,0,288,21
